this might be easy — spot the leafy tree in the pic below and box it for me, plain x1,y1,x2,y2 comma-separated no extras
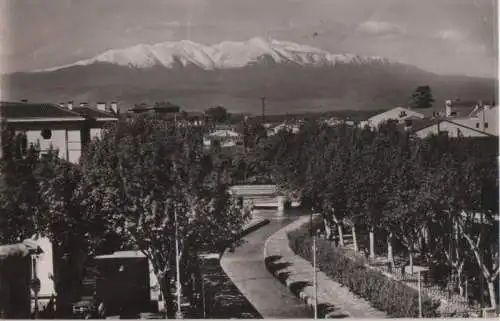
205,106,229,123
411,85,434,109
0,130,39,243
78,116,251,317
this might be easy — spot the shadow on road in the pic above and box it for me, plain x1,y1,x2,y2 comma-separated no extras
203,258,262,319
317,303,349,318
289,281,312,297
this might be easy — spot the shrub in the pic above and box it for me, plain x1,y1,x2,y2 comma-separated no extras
288,223,440,318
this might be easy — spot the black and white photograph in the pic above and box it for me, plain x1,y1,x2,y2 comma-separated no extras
0,0,498,319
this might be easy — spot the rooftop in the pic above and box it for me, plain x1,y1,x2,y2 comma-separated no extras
72,106,117,120
0,101,84,120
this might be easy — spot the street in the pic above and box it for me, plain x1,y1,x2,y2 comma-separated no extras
220,209,312,318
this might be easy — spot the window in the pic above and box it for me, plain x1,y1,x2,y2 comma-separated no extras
399,111,407,118
485,122,489,129
476,123,480,128
41,128,52,139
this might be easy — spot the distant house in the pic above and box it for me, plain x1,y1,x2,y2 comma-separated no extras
442,99,494,118
450,105,498,136
414,119,495,138
267,122,300,136
0,101,118,163
203,129,242,148
129,102,180,115
359,107,425,129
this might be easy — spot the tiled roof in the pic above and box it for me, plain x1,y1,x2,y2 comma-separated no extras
0,101,84,119
72,106,117,119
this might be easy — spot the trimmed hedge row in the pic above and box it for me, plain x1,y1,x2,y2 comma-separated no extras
288,224,441,318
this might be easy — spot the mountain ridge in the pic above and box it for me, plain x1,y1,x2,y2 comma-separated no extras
2,38,495,114
34,37,393,72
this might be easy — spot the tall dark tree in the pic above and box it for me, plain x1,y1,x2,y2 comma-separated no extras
205,106,229,123
411,85,435,109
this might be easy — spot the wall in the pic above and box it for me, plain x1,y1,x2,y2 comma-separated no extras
452,108,498,136
31,236,55,309
416,122,488,138
14,122,84,164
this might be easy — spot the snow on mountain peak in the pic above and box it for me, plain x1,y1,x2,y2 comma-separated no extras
36,38,392,72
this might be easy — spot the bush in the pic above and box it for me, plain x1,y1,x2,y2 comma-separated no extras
287,224,441,318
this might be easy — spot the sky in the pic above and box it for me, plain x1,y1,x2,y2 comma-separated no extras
0,0,498,78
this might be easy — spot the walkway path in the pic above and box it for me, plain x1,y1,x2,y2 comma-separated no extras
221,210,311,318
264,216,387,319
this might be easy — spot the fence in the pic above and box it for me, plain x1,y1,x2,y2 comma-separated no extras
320,230,490,317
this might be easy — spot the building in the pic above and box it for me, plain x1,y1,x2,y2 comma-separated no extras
92,251,160,315
203,129,242,148
450,105,498,136
413,102,498,138
0,240,44,318
129,102,180,116
267,122,301,136
359,107,425,129
414,119,495,138
0,101,118,163
441,99,494,118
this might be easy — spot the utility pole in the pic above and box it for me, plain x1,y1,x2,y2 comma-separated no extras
0,103,3,159
418,271,422,318
313,230,318,320
310,212,318,319
261,97,266,123
201,258,206,319
175,205,183,319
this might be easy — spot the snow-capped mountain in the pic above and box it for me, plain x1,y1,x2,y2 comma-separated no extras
38,37,391,72
5,37,494,114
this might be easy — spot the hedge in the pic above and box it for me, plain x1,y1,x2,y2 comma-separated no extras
288,224,441,318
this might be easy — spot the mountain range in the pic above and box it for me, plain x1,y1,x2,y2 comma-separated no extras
2,37,496,114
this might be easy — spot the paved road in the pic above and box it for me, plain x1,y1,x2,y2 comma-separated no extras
221,209,311,318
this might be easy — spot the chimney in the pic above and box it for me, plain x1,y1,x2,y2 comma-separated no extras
445,100,452,117
96,102,106,112
20,99,28,103
67,101,73,110
110,101,118,114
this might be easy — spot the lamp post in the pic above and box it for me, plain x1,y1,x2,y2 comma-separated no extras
174,205,183,319
310,212,318,319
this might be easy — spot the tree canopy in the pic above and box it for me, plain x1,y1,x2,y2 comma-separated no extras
411,85,435,109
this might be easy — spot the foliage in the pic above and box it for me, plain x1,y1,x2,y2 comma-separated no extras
205,106,229,123
0,130,39,244
77,115,251,314
288,224,441,317
411,85,434,109
264,117,499,307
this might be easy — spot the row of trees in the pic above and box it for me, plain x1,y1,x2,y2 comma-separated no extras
261,120,499,309
0,116,252,317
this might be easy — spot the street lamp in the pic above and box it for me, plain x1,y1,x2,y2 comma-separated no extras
310,212,318,320
174,205,183,319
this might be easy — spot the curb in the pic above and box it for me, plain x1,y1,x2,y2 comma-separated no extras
220,217,271,258
263,216,344,318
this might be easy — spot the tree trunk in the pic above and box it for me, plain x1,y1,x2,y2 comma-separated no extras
337,224,344,246
487,281,497,310
387,232,395,270
323,219,332,240
456,267,464,297
409,251,414,275
352,225,358,252
369,228,375,260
